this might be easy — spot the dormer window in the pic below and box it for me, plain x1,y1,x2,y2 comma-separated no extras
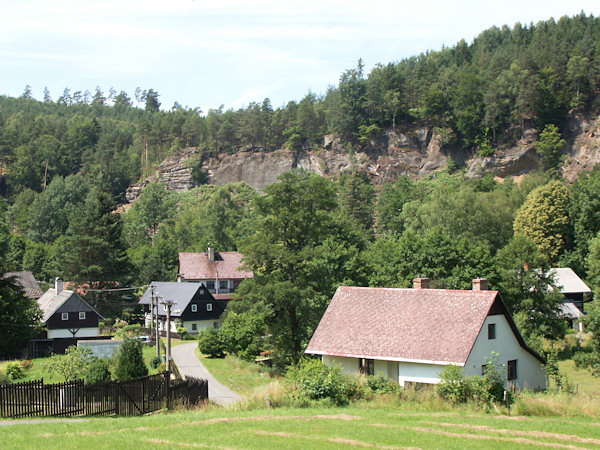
191,304,197,312
206,303,212,311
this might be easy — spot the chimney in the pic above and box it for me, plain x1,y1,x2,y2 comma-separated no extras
472,278,489,291
413,277,430,289
55,277,63,295
207,246,215,262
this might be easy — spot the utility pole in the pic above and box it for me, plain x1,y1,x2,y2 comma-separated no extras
155,295,163,359
160,299,174,373
149,284,155,343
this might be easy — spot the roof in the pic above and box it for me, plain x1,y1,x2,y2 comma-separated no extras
37,288,103,323
3,272,43,299
179,252,253,280
306,286,543,365
139,282,213,317
559,301,584,320
549,268,591,294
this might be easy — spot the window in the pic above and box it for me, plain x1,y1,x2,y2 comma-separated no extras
359,358,374,375
507,360,517,381
79,312,86,320
481,364,487,376
206,280,215,291
61,312,69,321
488,323,496,339
206,303,212,311
191,323,197,331
219,280,228,291
232,280,241,292
191,304,197,312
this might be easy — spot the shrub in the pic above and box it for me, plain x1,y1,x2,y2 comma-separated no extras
157,362,166,373
176,326,188,339
286,358,350,406
150,356,162,369
20,360,33,370
114,338,148,381
6,362,24,380
114,324,142,339
197,329,226,358
365,374,401,395
85,358,111,385
437,364,470,403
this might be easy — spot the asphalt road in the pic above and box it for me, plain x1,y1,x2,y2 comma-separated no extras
171,342,242,406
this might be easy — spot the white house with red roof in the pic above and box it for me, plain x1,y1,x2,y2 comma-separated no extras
306,278,546,391
178,247,253,300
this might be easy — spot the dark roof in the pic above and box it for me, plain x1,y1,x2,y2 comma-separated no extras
37,288,103,323
3,271,43,299
306,286,543,365
179,252,253,280
139,282,216,317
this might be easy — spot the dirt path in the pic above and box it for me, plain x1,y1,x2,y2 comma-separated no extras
171,342,242,406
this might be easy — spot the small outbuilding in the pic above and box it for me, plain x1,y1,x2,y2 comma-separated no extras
305,278,546,391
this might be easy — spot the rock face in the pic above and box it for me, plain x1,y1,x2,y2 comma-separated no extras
125,114,600,202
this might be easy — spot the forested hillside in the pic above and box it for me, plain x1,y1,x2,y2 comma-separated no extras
2,13,600,366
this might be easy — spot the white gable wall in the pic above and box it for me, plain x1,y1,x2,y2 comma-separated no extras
464,314,546,390
48,328,100,339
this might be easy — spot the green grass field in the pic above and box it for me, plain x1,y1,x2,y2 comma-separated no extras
2,405,600,449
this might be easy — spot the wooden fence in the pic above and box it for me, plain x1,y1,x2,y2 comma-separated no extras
0,373,208,418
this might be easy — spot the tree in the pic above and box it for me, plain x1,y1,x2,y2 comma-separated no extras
513,180,570,262
43,345,94,381
114,338,148,380
144,89,161,112
124,182,176,244
238,171,365,367
0,217,42,358
495,234,565,346
338,169,376,232
536,124,566,171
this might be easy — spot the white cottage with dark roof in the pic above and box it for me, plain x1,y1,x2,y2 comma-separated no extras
306,278,546,390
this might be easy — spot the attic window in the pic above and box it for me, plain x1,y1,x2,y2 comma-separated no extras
507,360,517,381
206,303,213,311
191,304,197,312
61,312,68,321
488,323,496,339
79,312,86,320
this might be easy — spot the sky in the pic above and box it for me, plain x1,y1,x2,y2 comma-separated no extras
1,1,599,113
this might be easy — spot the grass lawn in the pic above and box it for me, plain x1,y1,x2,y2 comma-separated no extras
2,405,600,449
195,348,277,397
558,359,600,395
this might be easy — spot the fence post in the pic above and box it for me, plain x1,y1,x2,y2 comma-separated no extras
165,372,171,409
115,381,120,415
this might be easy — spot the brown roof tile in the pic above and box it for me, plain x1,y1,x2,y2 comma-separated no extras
179,252,253,280
306,286,500,365
3,271,43,299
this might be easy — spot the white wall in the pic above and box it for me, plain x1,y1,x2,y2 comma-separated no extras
464,314,546,391
183,320,220,333
48,328,100,339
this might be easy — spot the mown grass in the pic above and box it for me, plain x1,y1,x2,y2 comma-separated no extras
558,358,600,395
195,348,278,397
2,404,600,449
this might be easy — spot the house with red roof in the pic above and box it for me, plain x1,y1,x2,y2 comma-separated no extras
305,278,546,391
178,247,253,300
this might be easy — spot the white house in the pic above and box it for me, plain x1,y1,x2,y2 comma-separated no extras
305,278,546,391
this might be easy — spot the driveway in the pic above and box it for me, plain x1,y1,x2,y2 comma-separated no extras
170,342,242,406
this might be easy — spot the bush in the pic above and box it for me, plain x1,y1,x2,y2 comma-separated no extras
198,329,225,358
176,326,188,339
114,338,148,381
6,362,24,380
437,364,470,403
365,374,401,395
114,324,142,339
84,358,111,385
20,359,33,370
150,356,162,369
286,358,350,406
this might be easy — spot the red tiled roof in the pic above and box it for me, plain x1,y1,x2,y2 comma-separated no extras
179,252,253,280
306,286,500,365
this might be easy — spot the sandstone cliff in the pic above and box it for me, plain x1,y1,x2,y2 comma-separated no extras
125,114,600,202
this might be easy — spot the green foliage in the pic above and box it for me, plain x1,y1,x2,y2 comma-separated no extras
536,124,566,171
574,298,600,376
113,323,141,339
43,346,94,382
219,298,268,361
436,365,469,403
149,356,162,369
513,180,570,262
197,329,226,358
5,362,25,380
286,358,351,406
114,338,148,381
84,358,111,385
